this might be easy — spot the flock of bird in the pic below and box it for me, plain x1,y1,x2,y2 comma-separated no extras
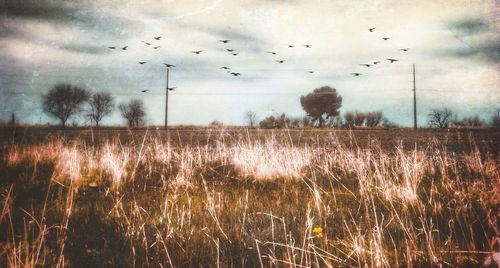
107,27,411,92
349,27,410,77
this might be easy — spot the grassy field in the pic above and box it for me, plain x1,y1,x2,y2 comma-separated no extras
0,126,498,267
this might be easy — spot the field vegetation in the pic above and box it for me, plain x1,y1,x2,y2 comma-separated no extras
0,127,498,267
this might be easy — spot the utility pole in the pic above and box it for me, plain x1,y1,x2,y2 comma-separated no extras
413,64,417,130
165,68,169,128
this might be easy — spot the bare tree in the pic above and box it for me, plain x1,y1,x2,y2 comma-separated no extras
344,112,355,128
119,99,145,128
245,111,257,127
366,111,383,127
300,86,342,127
428,108,453,128
87,92,114,127
42,83,89,127
353,111,366,127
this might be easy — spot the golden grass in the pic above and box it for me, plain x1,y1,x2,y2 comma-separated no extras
0,129,498,267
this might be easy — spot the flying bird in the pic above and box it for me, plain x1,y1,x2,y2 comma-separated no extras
220,67,230,70
231,53,238,56
108,46,116,49
154,36,161,40
139,61,147,64
351,73,362,76
141,90,149,93
387,58,398,63
369,27,376,32
121,46,128,50
219,40,230,43
167,87,176,91
267,51,277,55
191,50,203,54
304,44,311,48
373,61,380,65
276,60,286,63
163,63,175,67
360,64,371,67
308,71,314,74
382,37,390,40
400,48,410,51
226,49,235,52
142,41,151,45
230,72,241,76
154,46,160,49
288,45,294,48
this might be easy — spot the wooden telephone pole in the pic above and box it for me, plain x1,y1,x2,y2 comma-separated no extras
413,64,417,130
165,68,169,128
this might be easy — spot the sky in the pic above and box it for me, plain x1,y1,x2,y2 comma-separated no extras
0,0,499,126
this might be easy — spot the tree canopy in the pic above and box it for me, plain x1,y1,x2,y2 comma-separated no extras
42,83,89,127
87,92,114,127
119,99,145,128
300,86,342,127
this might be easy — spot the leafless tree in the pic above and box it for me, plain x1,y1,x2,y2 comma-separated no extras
119,99,145,128
245,111,257,127
366,111,383,127
353,112,366,127
42,83,89,127
344,112,355,128
87,92,114,127
428,108,453,128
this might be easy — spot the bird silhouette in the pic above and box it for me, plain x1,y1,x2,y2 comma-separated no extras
288,45,294,48
351,73,362,76
276,60,286,63
163,63,175,67
154,36,161,40
191,50,203,54
226,49,235,52
360,64,371,67
219,40,230,43
267,51,277,55
231,53,238,56
304,44,311,48
382,37,390,40
121,46,128,50
108,46,116,49
387,58,398,63
141,90,149,93
230,72,241,76
400,48,410,51
142,41,151,45
373,61,381,65
369,27,376,32
308,71,314,74
154,46,160,49
139,61,147,64
167,87,176,91
220,67,230,70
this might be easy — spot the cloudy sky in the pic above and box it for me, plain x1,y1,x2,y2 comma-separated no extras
0,0,498,126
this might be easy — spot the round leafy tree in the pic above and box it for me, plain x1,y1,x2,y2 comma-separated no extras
300,86,342,127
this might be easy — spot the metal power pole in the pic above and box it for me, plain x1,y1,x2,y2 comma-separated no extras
413,64,417,130
165,68,169,128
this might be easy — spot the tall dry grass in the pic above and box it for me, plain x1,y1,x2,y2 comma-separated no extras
0,130,498,267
